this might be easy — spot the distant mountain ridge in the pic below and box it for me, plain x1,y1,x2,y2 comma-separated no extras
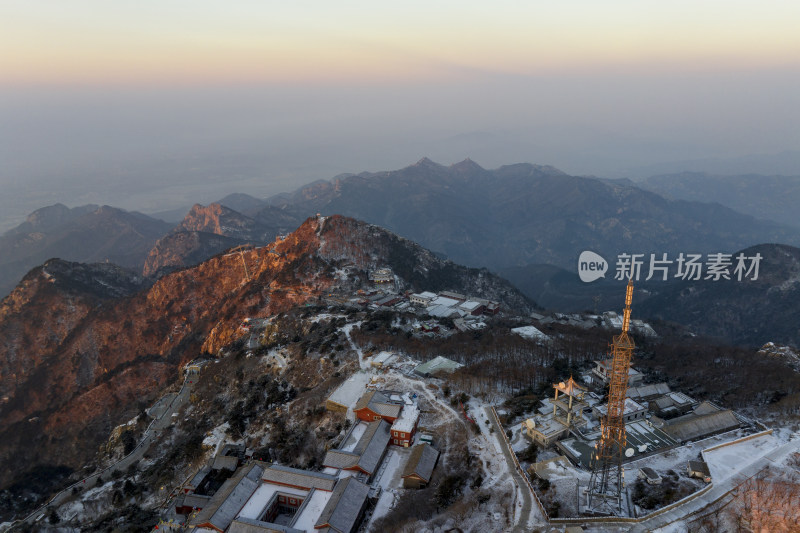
638,243,800,347
620,150,800,178
238,158,800,272
4,158,800,299
640,172,800,229
0,204,171,297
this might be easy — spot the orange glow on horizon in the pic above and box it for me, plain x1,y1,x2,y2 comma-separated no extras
2,1,800,86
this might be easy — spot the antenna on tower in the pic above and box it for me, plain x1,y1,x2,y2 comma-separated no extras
585,263,636,515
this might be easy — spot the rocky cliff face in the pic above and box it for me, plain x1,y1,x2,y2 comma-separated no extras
142,231,244,277
0,217,330,488
0,215,531,490
142,203,304,277
175,203,265,241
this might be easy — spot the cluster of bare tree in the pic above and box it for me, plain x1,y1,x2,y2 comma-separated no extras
636,334,800,410
691,466,800,532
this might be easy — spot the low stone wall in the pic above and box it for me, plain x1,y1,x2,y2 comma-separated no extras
490,406,766,529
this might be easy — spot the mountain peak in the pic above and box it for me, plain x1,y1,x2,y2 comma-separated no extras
450,158,485,173
412,157,442,168
179,203,252,233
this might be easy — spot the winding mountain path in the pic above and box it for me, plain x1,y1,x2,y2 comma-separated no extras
7,374,196,530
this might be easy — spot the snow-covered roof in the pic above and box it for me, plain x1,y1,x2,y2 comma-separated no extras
594,398,646,417
459,300,482,311
391,402,419,434
430,296,460,308
372,351,395,365
353,420,391,474
322,449,359,470
414,356,463,376
667,392,696,406
236,482,307,521
290,488,333,531
229,517,304,533
627,382,671,400
438,291,466,301
411,291,437,299
426,304,459,318
213,455,239,472
663,409,739,442
525,416,567,437
327,373,371,409
512,325,549,340
187,465,211,490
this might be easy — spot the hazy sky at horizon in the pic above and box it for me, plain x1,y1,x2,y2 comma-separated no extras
2,1,800,227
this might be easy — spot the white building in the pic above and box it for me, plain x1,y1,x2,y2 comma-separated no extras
593,398,647,423
409,291,437,306
591,359,644,387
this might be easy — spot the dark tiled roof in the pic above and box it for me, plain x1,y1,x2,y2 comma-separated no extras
354,420,391,475
314,477,370,533
354,390,402,419
213,454,239,472
401,443,439,482
261,463,337,491
688,460,711,476
323,421,390,475
664,410,739,442
228,517,304,533
323,450,359,470
187,465,211,490
190,463,263,531
181,493,212,509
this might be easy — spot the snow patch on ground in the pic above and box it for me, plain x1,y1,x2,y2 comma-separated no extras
704,432,777,480
341,322,367,370
57,500,85,521
202,422,230,455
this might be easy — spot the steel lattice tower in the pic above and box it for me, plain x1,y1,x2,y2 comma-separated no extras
587,275,636,514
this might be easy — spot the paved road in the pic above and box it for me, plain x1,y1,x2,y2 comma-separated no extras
8,375,196,529
484,406,542,532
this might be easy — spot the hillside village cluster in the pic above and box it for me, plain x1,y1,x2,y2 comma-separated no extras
22,264,796,533
146,265,772,533
173,382,439,533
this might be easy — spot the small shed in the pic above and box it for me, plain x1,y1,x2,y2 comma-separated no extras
418,433,434,446
402,443,440,489
688,460,712,483
639,467,662,485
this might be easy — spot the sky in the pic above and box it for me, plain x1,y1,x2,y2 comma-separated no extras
1,1,800,227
